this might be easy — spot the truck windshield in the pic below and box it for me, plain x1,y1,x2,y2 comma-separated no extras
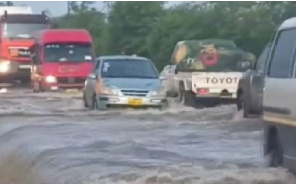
44,43,94,63
173,40,255,72
3,23,47,39
101,59,159,79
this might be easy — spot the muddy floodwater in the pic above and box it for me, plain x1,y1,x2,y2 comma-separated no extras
0,88,295,184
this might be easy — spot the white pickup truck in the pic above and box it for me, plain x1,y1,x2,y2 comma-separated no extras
160,39,255,107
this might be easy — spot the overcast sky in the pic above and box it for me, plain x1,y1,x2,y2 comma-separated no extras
12,1,182,17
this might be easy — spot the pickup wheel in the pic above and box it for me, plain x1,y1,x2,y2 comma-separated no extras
242,94,251,118
175,83,184,104
159,100,169,111
183,90,197,108
237,92,243,111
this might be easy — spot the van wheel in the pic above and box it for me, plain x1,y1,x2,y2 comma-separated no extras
266,132,284,167
183,90,197,108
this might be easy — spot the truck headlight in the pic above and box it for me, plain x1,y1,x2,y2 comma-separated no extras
149,87,166,97
45,75,57,83
0,61,10,73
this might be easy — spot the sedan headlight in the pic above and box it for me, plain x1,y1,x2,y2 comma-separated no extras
0,61,10,73
149,87,166,97
100,85,119,96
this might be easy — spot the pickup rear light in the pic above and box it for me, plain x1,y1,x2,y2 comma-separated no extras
197,88,209,94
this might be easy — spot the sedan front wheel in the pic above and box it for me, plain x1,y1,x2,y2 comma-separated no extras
83,93,88,108
92,94,107,110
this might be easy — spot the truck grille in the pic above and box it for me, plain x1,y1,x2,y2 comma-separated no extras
121,90,149,97
10,48,31,58
57,77,86,84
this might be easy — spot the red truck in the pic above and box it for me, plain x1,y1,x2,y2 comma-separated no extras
31,29,95,92
0,6,51,83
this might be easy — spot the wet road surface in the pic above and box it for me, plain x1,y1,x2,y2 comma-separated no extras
0,88,295,184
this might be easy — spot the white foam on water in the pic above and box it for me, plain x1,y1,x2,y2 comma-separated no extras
0,89,294,184
86,167,295,184
0,88,8,93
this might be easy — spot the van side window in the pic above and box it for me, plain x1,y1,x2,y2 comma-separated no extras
268,29,296,78
255,45,270,74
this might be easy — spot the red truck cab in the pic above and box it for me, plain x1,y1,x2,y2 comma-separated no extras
0,9,51,83
31,29,95,91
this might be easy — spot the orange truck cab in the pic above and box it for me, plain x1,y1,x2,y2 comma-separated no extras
31,29,95,91
0,6,51,83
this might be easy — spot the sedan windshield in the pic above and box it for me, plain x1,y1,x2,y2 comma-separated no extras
101,59,159,79
45,43,94,62
3,23,47,39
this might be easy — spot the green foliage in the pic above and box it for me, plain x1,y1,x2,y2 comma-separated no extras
56,2,106,55
107,1,164,56
0,1,13,6
53,1,296,71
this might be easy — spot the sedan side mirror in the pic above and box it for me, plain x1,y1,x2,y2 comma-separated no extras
159,76,166,81
88,73,97,79
238,61,252,71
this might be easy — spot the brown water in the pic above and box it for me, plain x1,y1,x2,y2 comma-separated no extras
0,88,295,184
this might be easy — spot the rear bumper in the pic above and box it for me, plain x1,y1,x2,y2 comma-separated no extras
195,93,237,99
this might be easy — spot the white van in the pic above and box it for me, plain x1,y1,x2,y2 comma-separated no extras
263,17,296,173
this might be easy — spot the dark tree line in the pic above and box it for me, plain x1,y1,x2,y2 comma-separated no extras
53,1,295,70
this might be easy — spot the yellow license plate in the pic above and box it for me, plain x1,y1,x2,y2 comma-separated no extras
128,98,143,106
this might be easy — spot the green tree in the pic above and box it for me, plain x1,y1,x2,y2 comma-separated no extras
148,1,296,71
147,3,215,70
0,1,13,6
53,1,295,71
107,1,164,56
55,2,107,56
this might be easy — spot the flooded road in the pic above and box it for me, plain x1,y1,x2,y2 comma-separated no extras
0,88,295,184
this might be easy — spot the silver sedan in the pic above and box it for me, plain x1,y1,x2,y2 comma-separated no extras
83,55,168,110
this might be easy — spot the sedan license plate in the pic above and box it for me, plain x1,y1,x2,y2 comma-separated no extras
128,98,143,106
